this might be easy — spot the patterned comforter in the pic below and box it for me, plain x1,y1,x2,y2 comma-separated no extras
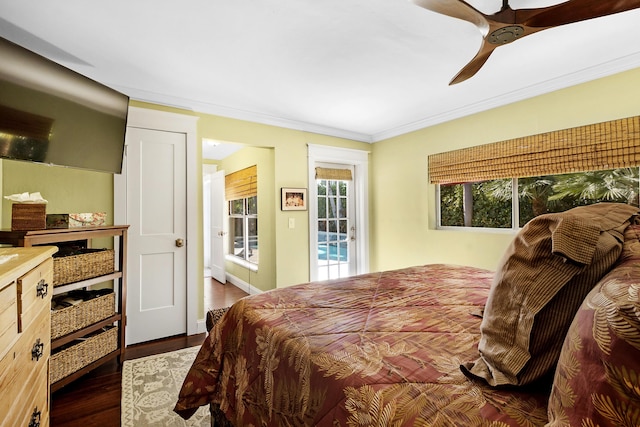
175,264,550,426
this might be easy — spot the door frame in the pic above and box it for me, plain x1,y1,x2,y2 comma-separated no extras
307,144,370,281
114,106,202,336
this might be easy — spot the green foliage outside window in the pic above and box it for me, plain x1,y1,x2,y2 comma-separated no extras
440,168,640,229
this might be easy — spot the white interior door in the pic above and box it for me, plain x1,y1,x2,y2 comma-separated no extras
210,170,226,283
125,127,187,344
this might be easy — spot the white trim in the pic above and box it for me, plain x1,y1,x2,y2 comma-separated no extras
117,86,372,143
114,106,200,338
307,144,370,281
225,254,258,272
226,272,263,296
114,52,640,144
196,319,207,334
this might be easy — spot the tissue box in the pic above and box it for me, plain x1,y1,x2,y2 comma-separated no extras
46,212,106,229
11,203,47,231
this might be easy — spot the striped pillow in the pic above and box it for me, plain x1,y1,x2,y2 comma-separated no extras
461,203,638,387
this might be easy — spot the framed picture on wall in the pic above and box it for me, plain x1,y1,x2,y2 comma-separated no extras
281,188,307,211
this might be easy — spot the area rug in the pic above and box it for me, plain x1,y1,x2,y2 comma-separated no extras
121,346,210,426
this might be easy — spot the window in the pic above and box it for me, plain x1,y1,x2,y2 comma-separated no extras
430,115,640,230
228,196,258,264
225,165,258,265
439,168,640,229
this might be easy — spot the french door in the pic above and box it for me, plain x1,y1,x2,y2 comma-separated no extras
316,167,356,280
308,144,369,282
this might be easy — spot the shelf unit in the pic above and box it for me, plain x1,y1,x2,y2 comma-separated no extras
0,225,128,392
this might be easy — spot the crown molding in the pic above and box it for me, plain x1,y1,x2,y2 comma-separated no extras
115,86,374,143
114,51,640,145
371,52,640,142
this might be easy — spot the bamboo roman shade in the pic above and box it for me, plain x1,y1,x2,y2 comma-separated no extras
225,165,257,200
315,167,353,181
429,115,640,184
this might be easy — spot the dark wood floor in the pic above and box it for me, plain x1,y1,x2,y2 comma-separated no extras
50,278,248,427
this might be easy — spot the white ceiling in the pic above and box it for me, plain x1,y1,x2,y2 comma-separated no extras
1,0,640,144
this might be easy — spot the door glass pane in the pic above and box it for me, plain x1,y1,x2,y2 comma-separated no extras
328,197,337,218
318,180,327,196
339,197,347,218
318,197,326,218
339,219,348,238
339,181,347,196
316,176,354,281
318,242,328,261
339,241,348,262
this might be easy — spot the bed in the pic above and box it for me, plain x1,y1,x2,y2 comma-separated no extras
175,203,640,426
175,264,549,425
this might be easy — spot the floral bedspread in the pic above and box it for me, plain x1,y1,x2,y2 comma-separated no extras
175,264,550,426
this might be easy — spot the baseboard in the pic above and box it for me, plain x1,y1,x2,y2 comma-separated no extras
226,273,263,295
196,318,207,334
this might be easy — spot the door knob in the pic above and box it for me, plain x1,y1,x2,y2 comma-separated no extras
175,238,185,247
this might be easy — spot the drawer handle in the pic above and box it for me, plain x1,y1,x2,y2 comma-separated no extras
29,407,41,427
31,339,44,361
36,279,48,299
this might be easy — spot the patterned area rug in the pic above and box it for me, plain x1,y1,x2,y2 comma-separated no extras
121,346,210,426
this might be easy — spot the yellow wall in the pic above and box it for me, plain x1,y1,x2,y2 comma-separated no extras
131,102,371,289
196,112,371,287
211,146,277,292
370,67,640,273
3,66,640,320
2,160,114,229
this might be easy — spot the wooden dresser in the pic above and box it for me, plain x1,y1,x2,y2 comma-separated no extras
0,246,56,427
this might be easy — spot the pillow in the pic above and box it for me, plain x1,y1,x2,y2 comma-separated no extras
547,225,640,425
461,203,639,387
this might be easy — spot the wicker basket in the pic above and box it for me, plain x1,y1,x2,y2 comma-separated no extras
53,249,115,286
51,292,116,339
50,326,118,384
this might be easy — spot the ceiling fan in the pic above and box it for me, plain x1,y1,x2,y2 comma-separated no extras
411,0,640,85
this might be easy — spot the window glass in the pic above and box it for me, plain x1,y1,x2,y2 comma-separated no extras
438,168,640,229
230,199,244,215
518,169,640,227
247,196,257,215
440,179,512,228
247,217,258,264
228,196,259,265
230,217,245,257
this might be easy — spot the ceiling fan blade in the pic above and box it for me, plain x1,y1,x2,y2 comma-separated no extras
516,0,640,28
449,40,497,85
410,0,490,36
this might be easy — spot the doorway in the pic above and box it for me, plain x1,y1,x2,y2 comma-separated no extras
308,144,369,281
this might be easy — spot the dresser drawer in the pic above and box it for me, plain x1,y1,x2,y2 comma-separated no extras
17,257,53,332
0,309,50,422
0,281,17,358
5,360,49,427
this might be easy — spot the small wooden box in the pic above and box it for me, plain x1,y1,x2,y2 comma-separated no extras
11,203,46,231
